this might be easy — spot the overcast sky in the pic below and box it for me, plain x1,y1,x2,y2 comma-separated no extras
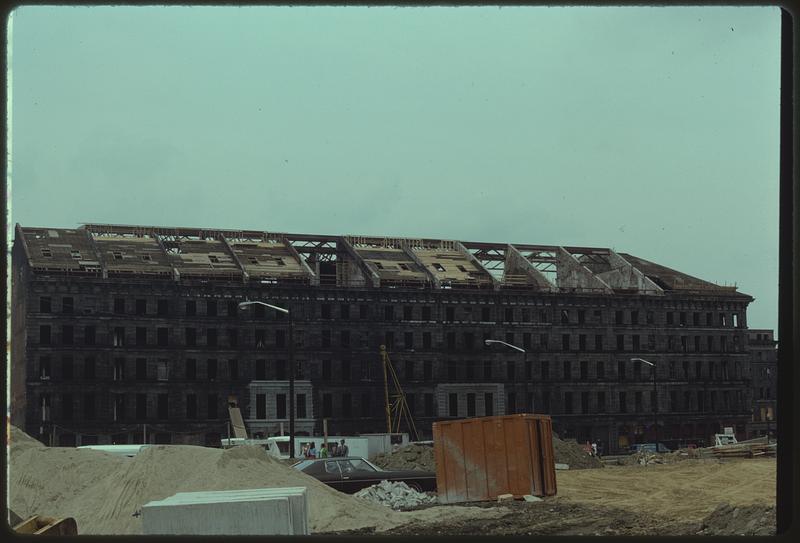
7,6,781,333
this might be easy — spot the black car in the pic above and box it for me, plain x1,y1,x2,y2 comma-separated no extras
292,456,437,494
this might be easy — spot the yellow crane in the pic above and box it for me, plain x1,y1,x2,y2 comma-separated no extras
380,345,420,441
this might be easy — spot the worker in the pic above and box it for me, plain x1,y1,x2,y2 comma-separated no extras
329,442,339,457
308,442,317,458
301,443,310,458
339,439,349,457
591,442,598,457
319,443,329,458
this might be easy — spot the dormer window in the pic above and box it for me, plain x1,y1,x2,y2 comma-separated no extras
433,263,446,272
208,255,220,263
275,257,286,266
112,251,123,260
70,250,82,259
41,249,52,258
141,254,152,261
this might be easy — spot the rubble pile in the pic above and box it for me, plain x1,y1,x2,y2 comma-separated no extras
551,436,604,469
355,480,438,510
695,503,775,536
617,449,700,466
373,444,436,472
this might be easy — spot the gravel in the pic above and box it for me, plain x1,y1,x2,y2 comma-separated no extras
355,480,438,510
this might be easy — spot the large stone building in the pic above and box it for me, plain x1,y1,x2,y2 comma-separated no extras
745,329,778,440
11,223,755,453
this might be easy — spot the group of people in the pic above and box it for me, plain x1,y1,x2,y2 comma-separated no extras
301,439,349,459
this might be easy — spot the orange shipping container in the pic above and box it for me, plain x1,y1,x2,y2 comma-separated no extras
433,414,557,504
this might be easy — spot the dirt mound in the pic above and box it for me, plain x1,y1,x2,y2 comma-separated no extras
696,502,775,535
374,443,436,472
7,425,407,534
551,436,604,469
616,449,698,466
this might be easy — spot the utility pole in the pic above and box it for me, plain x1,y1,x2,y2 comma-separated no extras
381,345,391,433
288,311,295,459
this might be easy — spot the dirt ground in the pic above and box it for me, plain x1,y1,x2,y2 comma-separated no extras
325,457,776,536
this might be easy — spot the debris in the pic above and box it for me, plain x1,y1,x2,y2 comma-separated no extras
354,481,437,510
555,463,570,470
523,495,543,503
373,443,435,472
696,503,775,536
497,494,514,502
550,435,604,469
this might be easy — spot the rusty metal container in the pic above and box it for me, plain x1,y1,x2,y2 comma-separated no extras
433,414,557,504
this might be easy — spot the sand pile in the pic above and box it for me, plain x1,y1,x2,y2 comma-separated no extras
373,443,436,472
8,425,408,534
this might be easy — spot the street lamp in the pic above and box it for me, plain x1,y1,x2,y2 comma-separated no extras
631,357,658,450
239,300,296,459
485,340,530,413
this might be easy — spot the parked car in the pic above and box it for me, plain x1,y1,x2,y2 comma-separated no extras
292,456,437,494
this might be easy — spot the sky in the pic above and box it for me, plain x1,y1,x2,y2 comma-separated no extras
7,6,781,333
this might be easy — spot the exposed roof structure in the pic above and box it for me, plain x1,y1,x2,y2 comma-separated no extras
13,223,751,298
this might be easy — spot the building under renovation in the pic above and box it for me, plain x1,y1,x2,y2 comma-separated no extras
11,223,755,453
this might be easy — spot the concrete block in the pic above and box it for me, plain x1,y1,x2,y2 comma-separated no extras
555,463,570,470
162,487,309,535
143,487,308,535
497,494,514,502
523,495,543,502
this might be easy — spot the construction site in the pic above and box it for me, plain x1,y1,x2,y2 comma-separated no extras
7,222,776,535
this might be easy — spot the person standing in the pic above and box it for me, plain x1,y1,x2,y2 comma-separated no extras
591,442,598,457
339,439,349,457
308,442,317,458
329,442,339,457
319,442,328,458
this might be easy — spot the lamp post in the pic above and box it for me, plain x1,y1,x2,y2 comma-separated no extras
631,357,658,449
485,340,528,413
239,300,295,459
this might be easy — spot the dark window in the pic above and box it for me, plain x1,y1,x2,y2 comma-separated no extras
136,394,147,420
420,306,431,321
185,300,196,316
254,329,266,349
618,391,627,413
384,306,394,321
361,393,371,416
207,359,217,381
341,359,351,381
446,307,455,322
253,304,265,319
136,358,147,380
62,325,73,345
185,328,197,347
136,327,147,346
563,360,571,380
321,304,331,319
561,310,570,324
39,356,52,379
342,393,352,417
540,334,549,348
276,360,286,380
562,334,570,351
646,311,653,325
84,357,95,380
617,360,626,381
158,299,169,316
405,332,414,350
485,393,494,416
207,394,218,419
615,310,623,325
40,297,52,313
448,393,458,417
504,332,513,346
340,304,350,319
255,359,266,380
581,392,590,414
227,300,238,319
465,360,474,380
424,360,433,381
693,312,700,326
62,297,74,314
597,391,606,413
597,360,605,379
84,393,96,419
448,360,457,380
136,299,147,315
228,328,238,348
526,359,533,380
423,332,432,348
679,312,686,326
297,394,307,418
84,326,96,346
447,332,456,349
467,393,476,416
322,359,332,380
157,394,169,420
541,360,549,381
630,310,639,325
229,359,238,380
505,308,513,323
595,335,603,351
157,328,168,347
483,360,492,379
206,329,217,348
667,312,674,325
114,297,125,314
341,330,351,348
403,306,413,321
577,310,585,324
276,329,287,348
579,334,586,351
670,391,678,412
635,391,643,412
186,359,197,380
384,331,395,348
507,392,516,414
360,305,368,319
563,392,573,414
425,393,434,417
276,394,287,419
481,307,491,322
632,335,640,351
322,393,333,417
523,333,531,349
507,361,515,380
62,393,73,420
405,360,414,380
580,360,588,380
706,312,713,326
